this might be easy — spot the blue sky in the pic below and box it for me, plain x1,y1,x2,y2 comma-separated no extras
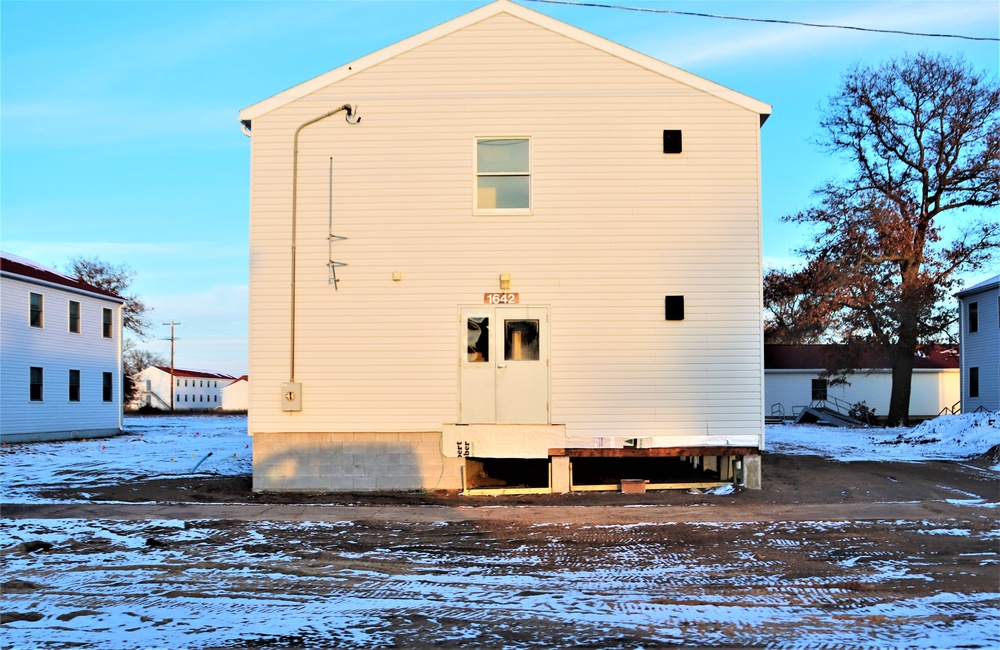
3,0,997,376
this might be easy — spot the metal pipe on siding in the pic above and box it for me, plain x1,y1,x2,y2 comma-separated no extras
289,104,359,382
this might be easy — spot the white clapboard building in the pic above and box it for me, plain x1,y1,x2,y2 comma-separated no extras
240,0,770,493
1,253,125,443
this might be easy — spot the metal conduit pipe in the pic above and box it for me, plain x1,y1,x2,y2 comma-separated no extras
289,104,360,382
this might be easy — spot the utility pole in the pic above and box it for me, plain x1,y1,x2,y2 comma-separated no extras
162,321,180,411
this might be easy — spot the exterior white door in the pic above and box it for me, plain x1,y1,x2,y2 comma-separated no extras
459,305,549,424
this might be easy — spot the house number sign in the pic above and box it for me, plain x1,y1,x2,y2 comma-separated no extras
484,292,519,304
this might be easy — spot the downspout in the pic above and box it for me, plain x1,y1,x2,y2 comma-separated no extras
288,104,359,382
117,302,125,433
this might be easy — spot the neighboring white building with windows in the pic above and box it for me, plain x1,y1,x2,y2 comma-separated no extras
1,252,125,443
131,366,236,411
957,275,999,413
764,344,961,421
241,1,770,493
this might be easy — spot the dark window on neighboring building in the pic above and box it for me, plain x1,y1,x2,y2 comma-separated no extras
30,367,44,401
30,293,43,328
811,378,828,401
69,370,81,402
968,302,979,333
969,367,979,398
102,372,113,402
69,301,81,334
102,308,113,338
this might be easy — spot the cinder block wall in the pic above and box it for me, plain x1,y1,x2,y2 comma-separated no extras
252,432,463,492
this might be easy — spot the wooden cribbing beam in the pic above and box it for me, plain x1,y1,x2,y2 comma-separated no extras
547,446,759,458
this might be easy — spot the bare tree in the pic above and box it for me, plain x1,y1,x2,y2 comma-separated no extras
69,257,152,338
785,52,1000,426
122,340,167,406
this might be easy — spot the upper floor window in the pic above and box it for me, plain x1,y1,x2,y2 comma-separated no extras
69,301,81,334
69,370,81,402
476,137,530,213
968,301,979,333
30,293,43,328
102,308,113,338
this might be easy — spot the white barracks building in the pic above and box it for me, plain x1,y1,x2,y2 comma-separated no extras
240,1,770,493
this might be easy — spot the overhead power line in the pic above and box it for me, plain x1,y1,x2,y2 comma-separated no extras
524,0,1000,42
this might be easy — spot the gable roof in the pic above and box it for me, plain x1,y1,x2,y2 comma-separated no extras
0,252,125,303
764,344,960,371
955,274,999,299
239,0,770,125
151,366,236,381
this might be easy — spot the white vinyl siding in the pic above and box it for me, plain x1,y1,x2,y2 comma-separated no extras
958,281,1000,412
246,12,766,450
765,369,960,419
1,274,123,440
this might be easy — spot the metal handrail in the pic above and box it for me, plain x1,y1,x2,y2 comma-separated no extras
808,394,853,416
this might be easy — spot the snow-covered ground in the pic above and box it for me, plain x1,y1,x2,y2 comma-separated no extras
1,412,997,649
1,411,996,505
768,410,1000,466
1,414,252,504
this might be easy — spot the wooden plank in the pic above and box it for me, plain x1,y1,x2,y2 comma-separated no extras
549,447,759,458
570,481,729,492
463,487,552,496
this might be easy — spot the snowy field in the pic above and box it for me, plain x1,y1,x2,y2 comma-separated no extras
1,412,998,649
1,412,997,504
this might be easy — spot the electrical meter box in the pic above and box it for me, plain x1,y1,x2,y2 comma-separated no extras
281,382,302,412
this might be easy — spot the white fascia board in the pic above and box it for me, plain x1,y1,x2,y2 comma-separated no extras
1,271,126,304
239,0,771,123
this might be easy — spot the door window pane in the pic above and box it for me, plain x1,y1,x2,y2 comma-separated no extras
467,317,489,362
504,320,539,361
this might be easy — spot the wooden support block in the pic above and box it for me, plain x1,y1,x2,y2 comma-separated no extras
620,479,647,494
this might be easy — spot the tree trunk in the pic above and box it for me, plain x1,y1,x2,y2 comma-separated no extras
886,343,916,426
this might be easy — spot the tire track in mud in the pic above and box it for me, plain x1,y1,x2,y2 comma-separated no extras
2,515,997,649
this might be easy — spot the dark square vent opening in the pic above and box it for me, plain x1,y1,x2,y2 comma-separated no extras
663,130,682,154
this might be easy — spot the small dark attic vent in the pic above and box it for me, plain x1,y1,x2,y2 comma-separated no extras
665,295,685,320
663,130,682,154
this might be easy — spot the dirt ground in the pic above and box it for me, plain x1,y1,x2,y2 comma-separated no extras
40,451,999,511
5,453,999,648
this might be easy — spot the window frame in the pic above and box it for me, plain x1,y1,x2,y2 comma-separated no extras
811,378,828,401
969,367,979,399
69,300,81,334
69,369,81,402
968,301,979,333
474,136,532,215
29,293,44,328
102,308,113,338
102,372,113,402
30,367,44,402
